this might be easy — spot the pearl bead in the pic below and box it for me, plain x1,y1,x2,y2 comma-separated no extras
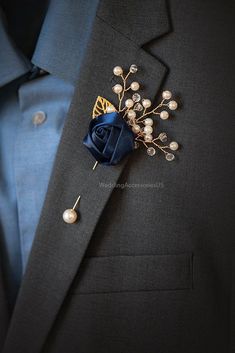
168,100,178,110
162,90,172,100
144,125,153,134
169,141,179,151
106,105,116,113
144,134,153,142
125,99,134,108
63,209,78,224
142,99,152,108
112,84,123,94
160,110,169,120
132,125,141,133
166,153,175,161
127,110,136,119
144,118,153,126
130,81,140,91
113,66,123,76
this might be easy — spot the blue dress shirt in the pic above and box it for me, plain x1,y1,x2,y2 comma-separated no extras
0,0,99,309
0,73,74,293
0,73,74,305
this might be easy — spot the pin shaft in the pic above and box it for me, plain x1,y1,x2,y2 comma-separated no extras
72,195,81,210
93,161,98,170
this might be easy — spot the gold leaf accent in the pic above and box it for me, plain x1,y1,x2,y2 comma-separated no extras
92,96,116,118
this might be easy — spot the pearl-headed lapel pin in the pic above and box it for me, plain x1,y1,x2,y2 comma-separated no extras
63,195,81,224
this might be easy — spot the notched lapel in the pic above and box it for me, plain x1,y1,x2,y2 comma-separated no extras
3,2,170,352
97,0,170,46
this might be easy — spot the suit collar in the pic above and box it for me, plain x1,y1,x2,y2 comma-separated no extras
3,1,170,352
32,0,100,84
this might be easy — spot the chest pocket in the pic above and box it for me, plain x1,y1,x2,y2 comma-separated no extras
70,253,193,294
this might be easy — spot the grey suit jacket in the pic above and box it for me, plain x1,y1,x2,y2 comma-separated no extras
0,0,234,352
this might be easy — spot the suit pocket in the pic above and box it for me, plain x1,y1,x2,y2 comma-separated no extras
70,253,193,294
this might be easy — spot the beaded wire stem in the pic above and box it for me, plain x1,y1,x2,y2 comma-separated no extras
112,64,179,160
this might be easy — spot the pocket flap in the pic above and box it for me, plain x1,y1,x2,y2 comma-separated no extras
71,253,193,294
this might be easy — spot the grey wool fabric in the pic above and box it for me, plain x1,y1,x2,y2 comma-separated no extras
0,0,235,352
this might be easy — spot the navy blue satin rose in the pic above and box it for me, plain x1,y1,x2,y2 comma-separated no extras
83,112,135,165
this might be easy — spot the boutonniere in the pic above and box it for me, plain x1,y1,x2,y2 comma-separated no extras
63,65,180,223
83,64,179,169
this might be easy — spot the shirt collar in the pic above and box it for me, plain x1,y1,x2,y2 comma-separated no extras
0,0,100,88
0,9,32,88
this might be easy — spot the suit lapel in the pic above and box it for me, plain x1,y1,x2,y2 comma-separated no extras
3,2,170,352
